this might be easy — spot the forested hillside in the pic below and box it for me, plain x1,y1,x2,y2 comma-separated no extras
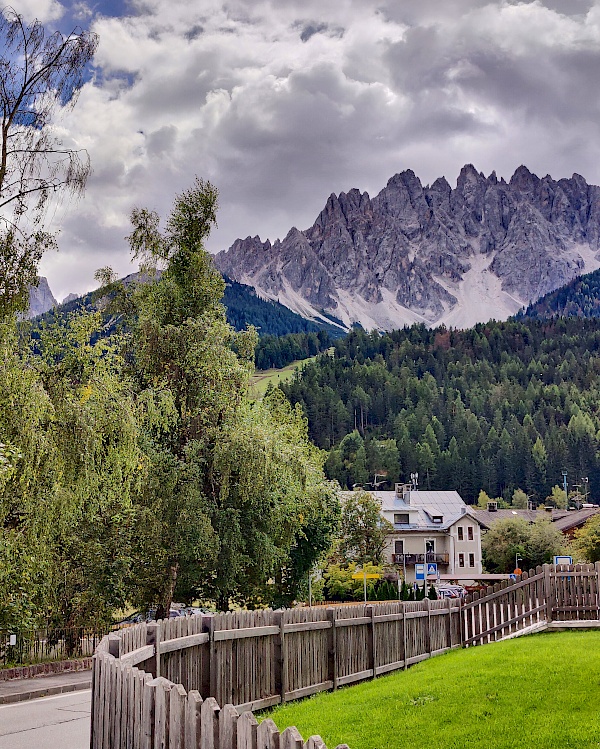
520,268,600,320
280,320,600,504
28,274,342,341
222,277,342,336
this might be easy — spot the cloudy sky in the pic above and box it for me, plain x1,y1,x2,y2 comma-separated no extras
11,0,600,300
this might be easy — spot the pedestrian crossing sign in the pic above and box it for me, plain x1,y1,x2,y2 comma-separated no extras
427,563,437,576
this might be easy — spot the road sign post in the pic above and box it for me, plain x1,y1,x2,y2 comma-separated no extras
351,569,381,603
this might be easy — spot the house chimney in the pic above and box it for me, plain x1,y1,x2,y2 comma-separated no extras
396,483,412,503
487,501,498,512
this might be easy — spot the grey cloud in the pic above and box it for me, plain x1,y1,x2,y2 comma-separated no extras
38,0,600,298
300,23,328,42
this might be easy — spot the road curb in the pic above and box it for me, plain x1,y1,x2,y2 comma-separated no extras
0,678,91,704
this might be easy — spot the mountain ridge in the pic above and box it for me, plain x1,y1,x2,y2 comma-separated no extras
214,165,600,330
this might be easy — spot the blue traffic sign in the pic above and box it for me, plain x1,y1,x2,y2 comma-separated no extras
415,564,425,580
427,563,438,576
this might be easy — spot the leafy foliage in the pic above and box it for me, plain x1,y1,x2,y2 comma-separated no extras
113,178,339,615
573,515,600,563
337,490,393,566
482,516,565,572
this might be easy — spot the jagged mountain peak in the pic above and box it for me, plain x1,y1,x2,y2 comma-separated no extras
214,165,600,331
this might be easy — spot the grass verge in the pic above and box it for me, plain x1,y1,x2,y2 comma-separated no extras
264,631,600,749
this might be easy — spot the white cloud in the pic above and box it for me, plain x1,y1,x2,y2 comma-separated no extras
10,0,64,23
32,0,600,301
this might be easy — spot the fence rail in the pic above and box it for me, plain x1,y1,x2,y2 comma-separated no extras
0,626,110,667
91,563,600,749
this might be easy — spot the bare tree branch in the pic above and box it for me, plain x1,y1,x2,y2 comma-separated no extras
0,7,98,316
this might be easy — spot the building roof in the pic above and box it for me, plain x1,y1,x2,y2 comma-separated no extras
369,489,481,533
552,508,600,533
471,506,600,532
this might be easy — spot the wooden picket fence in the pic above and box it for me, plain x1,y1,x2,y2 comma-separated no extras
91,564,600,749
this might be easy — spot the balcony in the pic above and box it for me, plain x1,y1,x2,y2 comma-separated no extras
392,553,449,566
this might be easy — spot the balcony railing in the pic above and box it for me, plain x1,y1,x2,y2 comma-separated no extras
392,553,449,566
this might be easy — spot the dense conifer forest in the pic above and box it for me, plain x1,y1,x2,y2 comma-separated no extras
520,267,600,320
280,319,600,504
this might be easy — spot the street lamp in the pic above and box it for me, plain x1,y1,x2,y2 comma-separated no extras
515,553,523,575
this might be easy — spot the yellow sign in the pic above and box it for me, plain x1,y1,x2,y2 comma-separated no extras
351,573,381,580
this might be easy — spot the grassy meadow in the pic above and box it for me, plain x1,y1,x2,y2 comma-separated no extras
250,357,317,398
264,631,600,749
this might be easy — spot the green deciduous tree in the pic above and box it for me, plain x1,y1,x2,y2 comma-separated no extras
546,485,567,509
511,489,529,509
115,179,339,614
526,517,565,567
573,515,600,563
482,517,530,573
0,310,140,631
338,489,392,566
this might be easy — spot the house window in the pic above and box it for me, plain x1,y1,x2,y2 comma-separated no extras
394,540,404,555
469,553,475,568
394,513,409,524
459,553,465,568
425,539,435,554
468,526,474,541
432,515,443,524
457,527,464,541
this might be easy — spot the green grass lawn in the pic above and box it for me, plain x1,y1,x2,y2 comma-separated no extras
265,631,600,749
250,357,317,398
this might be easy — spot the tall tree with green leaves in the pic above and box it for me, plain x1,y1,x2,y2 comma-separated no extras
0,310,140,631
114,178,339,614
338,489,392,566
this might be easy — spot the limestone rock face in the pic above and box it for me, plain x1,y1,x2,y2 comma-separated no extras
27,277,57,318
214,165,600,330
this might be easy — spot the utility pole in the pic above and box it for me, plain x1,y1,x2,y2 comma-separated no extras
562,470,568,504
582,476,589,503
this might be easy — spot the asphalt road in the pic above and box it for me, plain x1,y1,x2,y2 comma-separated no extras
0,689,90,749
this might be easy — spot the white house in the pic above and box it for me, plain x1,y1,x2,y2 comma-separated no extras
371,483,484,584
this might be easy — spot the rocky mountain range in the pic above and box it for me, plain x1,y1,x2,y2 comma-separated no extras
214,165,600,330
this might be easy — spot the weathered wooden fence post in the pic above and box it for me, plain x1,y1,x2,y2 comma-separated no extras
273,610,287,703
108,633,122,659
326,608,337,690
402,601,408,669
445,597,452,649
424,598,431,656
543,564,553,623
146,622,161,678
367,605,375,677
203,615,216,701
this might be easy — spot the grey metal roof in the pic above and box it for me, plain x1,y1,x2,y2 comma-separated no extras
371,489,478,532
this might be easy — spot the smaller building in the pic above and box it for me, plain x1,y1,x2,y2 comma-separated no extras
371,484,484,584
473,502,600,539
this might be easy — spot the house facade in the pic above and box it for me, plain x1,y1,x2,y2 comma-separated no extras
371,484,484,584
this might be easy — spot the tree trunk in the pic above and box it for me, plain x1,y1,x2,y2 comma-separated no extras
155,561,179,621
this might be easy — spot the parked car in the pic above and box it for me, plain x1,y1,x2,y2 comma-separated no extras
436,584,466,599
